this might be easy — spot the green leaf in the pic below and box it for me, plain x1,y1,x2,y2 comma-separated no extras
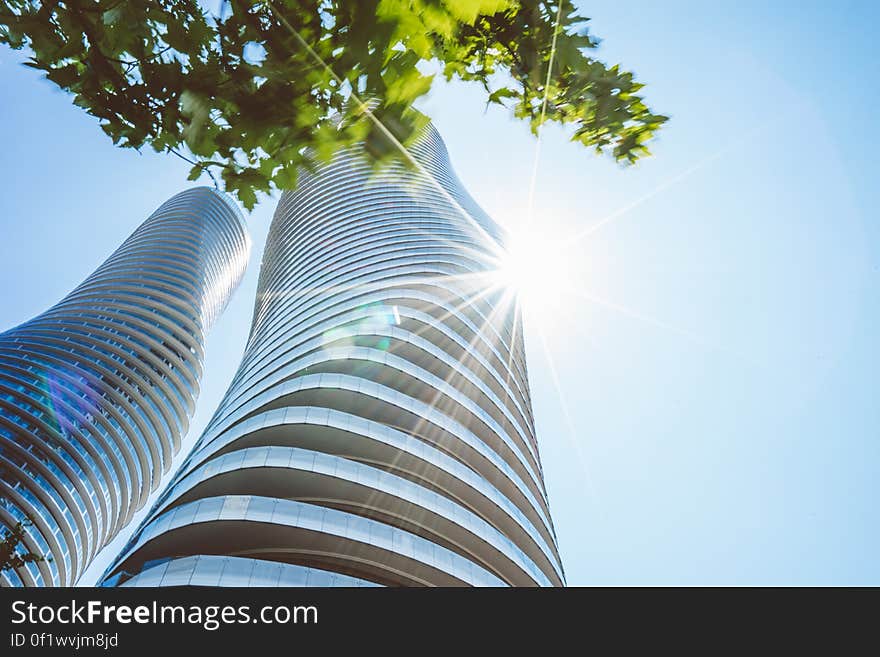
0,0,666,213
487,87,516,105
237,185,257,211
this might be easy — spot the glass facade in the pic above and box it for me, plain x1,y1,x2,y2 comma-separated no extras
0,188,250,586
102,127,564,587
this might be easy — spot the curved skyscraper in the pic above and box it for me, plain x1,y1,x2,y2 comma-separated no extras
103,126,564,587
0,188,250,586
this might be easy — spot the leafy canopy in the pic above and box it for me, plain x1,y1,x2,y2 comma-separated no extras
1,508,49,575
0,0,667,209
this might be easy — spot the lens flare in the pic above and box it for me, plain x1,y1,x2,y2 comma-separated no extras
492,226,574,320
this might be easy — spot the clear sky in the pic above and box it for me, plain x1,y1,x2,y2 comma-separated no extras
1,0,877,586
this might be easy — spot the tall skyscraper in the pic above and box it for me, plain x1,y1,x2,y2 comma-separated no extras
0,188,250,586
102,126,564,587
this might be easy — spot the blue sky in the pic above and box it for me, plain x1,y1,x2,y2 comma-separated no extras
1,0,877,585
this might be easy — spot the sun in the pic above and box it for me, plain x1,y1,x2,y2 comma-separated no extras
491,224,574,320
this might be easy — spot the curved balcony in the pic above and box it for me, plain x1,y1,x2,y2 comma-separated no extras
0,188,249,586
